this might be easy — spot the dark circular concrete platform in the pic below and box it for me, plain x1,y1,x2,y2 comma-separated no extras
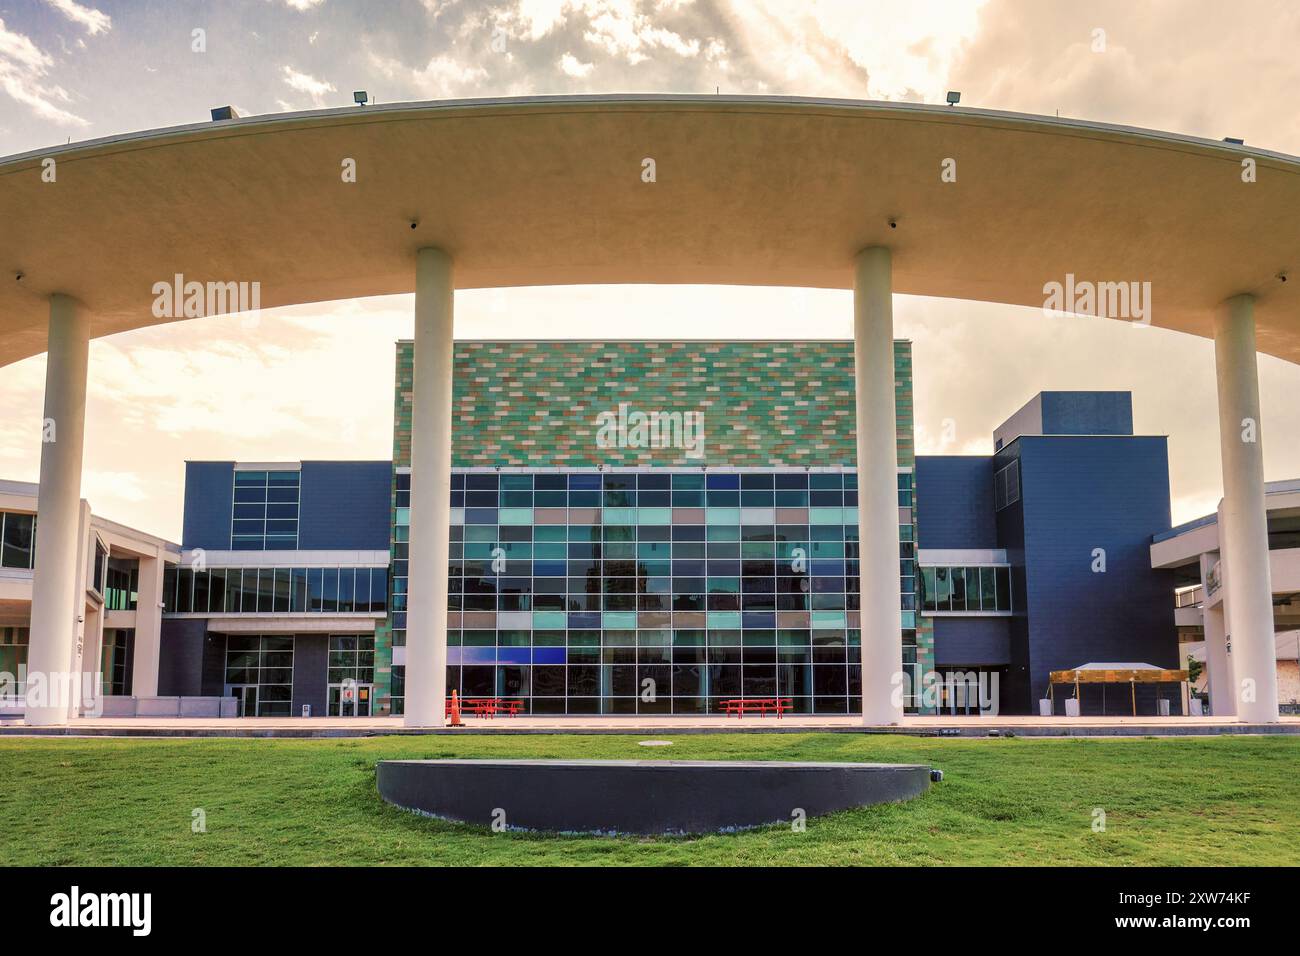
376,759,933,835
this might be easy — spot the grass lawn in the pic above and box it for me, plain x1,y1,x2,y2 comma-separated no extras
1,732,1296,866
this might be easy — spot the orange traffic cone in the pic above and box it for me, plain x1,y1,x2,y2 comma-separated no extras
449,690,464,727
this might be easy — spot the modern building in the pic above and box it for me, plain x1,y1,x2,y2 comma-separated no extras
3,95,1293,727
0,479,176,716
1152,478,1300,714
160,461,391,717
919,391,1180,715
0,339,1210,720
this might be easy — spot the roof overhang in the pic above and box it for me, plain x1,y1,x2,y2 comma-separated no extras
2,93,1298,368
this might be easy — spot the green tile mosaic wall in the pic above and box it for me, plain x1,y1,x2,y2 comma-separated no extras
393,340,914,469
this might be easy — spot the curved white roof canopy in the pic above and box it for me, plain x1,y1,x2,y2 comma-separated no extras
0,94,1297,367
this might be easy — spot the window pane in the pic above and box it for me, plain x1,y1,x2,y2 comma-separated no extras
980,566,997,610
921,567,936,612
995,566,1012,611
162,566,178,611
208,568,226,614
176,569,194,613
338,568,355,613
934,567,951,610
290,567,308,614
192,570,210,614
1,513,35,569
274,568,291,613
241,569,259,612
309,568,324,612
257,569,275,613
321,568,339,613
950,566,966,611
223,569,240,612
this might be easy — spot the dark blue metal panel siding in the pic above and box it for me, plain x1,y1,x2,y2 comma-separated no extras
157,617,208,696
914,456,996,549
932,617,1011,666
992,442,1033,709
1013,436,1177,714
1040,392,1133,436
297,461,391,551
181,461,235,551
292,635,329,716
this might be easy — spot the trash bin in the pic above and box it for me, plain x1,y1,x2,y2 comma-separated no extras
1038,698,1052,716
301,704,311,718
1189,698,1204,717
1157,699,1171,717
1064,698,1080,717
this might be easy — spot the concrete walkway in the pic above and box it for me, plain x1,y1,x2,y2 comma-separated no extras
3,713,1299,738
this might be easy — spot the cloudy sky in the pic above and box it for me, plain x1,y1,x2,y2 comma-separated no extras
2,0,1299,540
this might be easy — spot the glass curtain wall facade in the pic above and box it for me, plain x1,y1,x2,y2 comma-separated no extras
389,467,915,715
919,565,1013,613
383,339,923,717
162,566,388,615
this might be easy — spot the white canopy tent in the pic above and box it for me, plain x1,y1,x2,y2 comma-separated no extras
1049,663,1191,716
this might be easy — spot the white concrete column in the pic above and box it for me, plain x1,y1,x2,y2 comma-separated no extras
1200,551,1234,716
25,294,90,726
131,552,165,696
853,247,904,725
1213,293,1278,722
403,248,454,728
81,603,102,715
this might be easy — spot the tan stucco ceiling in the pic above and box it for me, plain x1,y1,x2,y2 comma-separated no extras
1,93,1297,367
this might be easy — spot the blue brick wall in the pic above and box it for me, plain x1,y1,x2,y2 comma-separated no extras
298,461,391,550
915,456,997,549
1040,392,1133,436
181,461,235,551
999,436,1177,714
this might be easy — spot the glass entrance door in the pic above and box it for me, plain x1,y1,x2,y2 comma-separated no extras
938,671,999,716
227,684,258,717
330,682,372,716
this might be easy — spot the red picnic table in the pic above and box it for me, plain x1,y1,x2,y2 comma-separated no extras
718,697,794,718
445,697,525,718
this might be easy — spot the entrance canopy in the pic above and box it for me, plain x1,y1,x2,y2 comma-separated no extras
1,93,1298,368
1050,663,1190,684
